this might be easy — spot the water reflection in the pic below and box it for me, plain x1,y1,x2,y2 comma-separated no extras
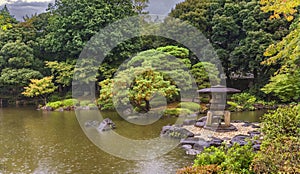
0,107,192,174
0,107,265,173
231,110,267,122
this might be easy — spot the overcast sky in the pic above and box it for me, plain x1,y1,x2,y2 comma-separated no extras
0,0,185,21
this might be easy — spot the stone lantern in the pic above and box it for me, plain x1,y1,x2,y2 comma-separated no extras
197,85,240,128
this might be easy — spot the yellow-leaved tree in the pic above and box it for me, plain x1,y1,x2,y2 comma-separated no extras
260,0,300,102
22,76,57,105
260,0,300,21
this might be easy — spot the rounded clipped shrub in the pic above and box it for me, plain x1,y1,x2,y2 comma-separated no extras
46,101,63,109
261,104,300,139
178,102,200,112
163,108,193,117
62,99,79,107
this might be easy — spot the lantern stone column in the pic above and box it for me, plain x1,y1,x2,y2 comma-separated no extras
206,111,213,126
224,111,230,126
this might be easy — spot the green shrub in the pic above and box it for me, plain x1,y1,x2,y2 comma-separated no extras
88,103,97,108
98,98,114,110
46,101,63,109
80,100,93,106
163,108,193,117
261,104,300,139
221,143,255,173
194,146,226,166
200,96,210,103
62,99,78,107
251,136,300,173
227,101,243,111
256,100,277,107
178,102,200,112
176,165,221,174
230,93,257,111
251,105,300,173
194,143,255,173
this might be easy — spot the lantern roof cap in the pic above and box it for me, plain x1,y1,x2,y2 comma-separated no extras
197,85,241,93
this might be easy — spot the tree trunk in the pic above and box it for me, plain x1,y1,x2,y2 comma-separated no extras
145,99,150,112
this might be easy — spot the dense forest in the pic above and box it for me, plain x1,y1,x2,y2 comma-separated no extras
0,0,299,108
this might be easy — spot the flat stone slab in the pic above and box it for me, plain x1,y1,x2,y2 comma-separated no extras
204,124,238,132
180,137,205,145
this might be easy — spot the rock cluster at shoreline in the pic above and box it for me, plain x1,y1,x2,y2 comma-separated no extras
40,105,98,111
161,117,263,155
85,118,116,132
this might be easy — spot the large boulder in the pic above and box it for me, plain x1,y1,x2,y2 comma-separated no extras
180,137,211,153
161,125,194,138
230,134,251,146
209,137,224,147
97,118,116,132
194,116,207,128
181,144,192,150
193,140,211,151
194,121,206,128
42,106,53,111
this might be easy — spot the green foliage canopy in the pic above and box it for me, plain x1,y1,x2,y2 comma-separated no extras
261,18,300,102
0,5,17,31
45,60,75,87
98,46,195,111
170,0,291,86
22,76,57,104
44,0,135,59
190,62,220,89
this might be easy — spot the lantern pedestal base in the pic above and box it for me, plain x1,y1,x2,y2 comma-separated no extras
205,110,231,127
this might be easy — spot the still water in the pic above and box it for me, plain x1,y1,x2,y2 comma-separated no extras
0,107,265,174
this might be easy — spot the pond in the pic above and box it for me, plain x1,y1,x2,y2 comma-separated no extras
0,107,266,173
